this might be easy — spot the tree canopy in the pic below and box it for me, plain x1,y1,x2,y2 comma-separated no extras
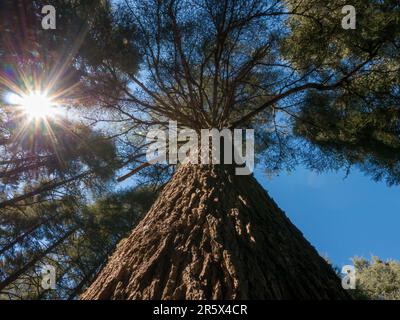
72,0,400,184
352,256,400,300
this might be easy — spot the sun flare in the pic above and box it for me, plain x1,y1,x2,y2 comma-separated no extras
6,91,58,120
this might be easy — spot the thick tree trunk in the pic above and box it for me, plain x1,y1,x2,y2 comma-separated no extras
82,164,349,299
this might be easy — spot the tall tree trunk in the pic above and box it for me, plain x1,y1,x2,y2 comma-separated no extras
82,164,349,299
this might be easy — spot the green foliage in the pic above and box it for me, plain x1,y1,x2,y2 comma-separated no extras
282,0,400,184
0,186,156,299
0,0,139,205
283,0,400,69
0,0,146,299
352,256,400,300
295,99,400,184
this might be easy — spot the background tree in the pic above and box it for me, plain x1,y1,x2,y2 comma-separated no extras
0,0,157,299
352,256,400,300
286,0,400,184
0,187,156,299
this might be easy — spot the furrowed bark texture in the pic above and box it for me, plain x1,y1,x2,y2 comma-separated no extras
82,164,349,299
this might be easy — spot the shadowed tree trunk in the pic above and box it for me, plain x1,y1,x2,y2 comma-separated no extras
82,164,349,299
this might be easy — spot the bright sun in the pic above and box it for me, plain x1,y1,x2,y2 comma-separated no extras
6,91,58,120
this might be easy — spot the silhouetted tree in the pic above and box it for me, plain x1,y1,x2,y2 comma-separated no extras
0,0,147,299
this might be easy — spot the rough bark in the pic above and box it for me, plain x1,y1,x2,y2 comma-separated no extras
82,164,349,299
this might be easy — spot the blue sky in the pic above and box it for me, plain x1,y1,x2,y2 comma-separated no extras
256,166,400,268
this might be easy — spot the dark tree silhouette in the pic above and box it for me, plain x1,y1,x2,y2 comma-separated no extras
0,0,147,299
